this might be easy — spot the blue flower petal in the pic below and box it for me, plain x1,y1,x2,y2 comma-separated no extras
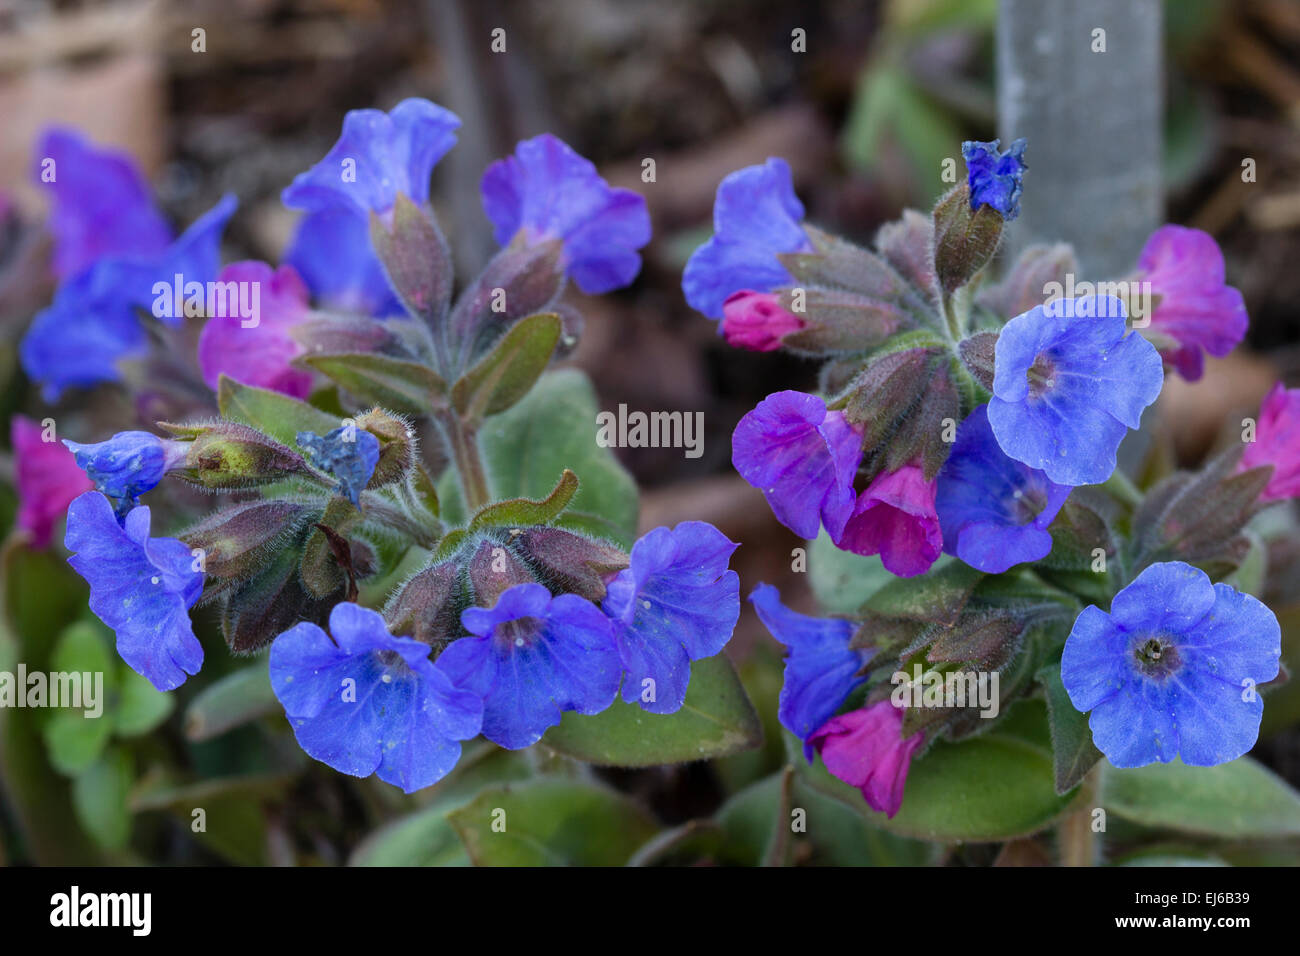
282,98,461,217
284,208,404,316
682,158,811,318
64,491,203,691
439,583,621,749
602,522,739,714
750,583,871,760
296,427,380,506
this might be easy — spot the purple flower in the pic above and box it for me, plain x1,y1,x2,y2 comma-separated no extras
809,700,923,818
34,127,171,280
281,98,461,218
269,603,482,793
750,583,872,760
989,295,1163,486
834,464,942,578
11,414,92,549
283,208,403,316
732,391,862,541
19,194,237,400
1136,225,1248,382
198,261,314,398
63,430,183,517
682,158,812,318
1239,382,1300,502
601,522,739,714
1061,561,1280,768
436,583,621,749
481,133,650,295
962,138,1027,221
64,491,204,691
935,405,1071,573
296,427,380,506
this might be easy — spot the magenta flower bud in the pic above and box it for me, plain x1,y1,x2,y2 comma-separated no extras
720,290,804,352
1137,225,1247,382
1240,381,1300,502
11,415,93,549
833,463,942,578
809,700,924,818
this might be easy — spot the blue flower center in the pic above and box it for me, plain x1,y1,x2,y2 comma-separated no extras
495,616,543,650
1132,633,1181,679
1025,352,1057,398
374,650,415,682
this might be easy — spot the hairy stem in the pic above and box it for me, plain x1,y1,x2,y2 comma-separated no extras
438,410,491,513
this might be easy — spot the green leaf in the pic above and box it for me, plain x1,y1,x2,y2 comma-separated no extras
445,369,638,547
716,770,936,866
864,560,983,624
42,621,115,776
468,469,578,531
799,699,1080,841
300,352,445,417
217,375,342,448
131,773,287,865
1037,664,1102,794
542,655,762,766
72,747,133,852
1103,757,1300,838
808,529,899,614
452,312,561,421
447,778,659,866
183,664,276,742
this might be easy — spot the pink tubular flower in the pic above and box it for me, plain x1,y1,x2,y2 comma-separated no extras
720,290,803,351
1137,225,1247,382
833,463,942,577
11,414,93,549
198,261,313,399
1240,382,1300,501
809,700,923,818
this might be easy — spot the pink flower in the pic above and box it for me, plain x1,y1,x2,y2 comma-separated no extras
1240,382,1300,502
809,700,923,818
1137,225,1247,382
833,463,942,577
11,414,93,549
198,261,313,399
720,290,803,351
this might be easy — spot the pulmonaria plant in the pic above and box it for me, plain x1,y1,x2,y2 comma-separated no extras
18,100,748,796
689,139,1286,824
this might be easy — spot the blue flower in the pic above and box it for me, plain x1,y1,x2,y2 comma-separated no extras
64,491,204,691
750,583,873,760
962,138,1027,221
34,127,171,280
63,431,182,517
283,208,403,316
935,404,1071,573
282,98,461,218
436,583,621,749
296,427,380,506
269,602,482,793
988,296,1163,486
732,390,863,540
19,194,237,400
1061,561,1280,768
480,133,651,295
601,522,740,714
682,158,812,318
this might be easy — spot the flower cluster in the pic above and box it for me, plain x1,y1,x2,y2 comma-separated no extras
688,138,1286,817
16,99,748,797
